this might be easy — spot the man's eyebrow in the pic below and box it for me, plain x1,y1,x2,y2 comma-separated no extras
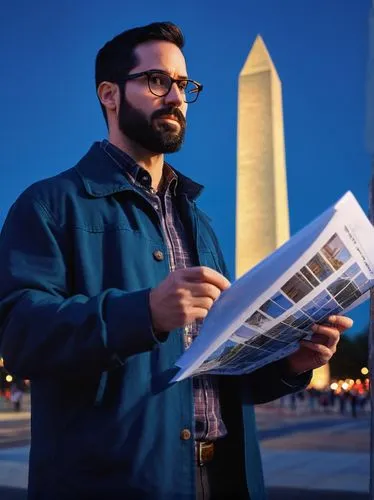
148,68,189,80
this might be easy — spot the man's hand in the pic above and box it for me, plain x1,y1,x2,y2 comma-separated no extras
286,315,354,375
149,266,230,333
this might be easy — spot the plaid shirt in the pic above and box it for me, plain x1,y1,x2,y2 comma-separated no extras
101,140,227,441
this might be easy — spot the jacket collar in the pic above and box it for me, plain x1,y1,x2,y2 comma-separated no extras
75,142,204,200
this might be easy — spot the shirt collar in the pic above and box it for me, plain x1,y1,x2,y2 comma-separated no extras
75,141,203,200
101,139,178,196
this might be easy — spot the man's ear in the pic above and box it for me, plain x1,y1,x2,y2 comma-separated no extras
97,81,119,114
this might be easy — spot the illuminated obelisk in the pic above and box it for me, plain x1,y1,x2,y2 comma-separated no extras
236,35,290,278
236,36,329,390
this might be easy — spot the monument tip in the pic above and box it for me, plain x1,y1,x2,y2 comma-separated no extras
240,35,275,76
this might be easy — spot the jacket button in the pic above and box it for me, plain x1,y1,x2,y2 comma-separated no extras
153,250,164,261
180,428,192,440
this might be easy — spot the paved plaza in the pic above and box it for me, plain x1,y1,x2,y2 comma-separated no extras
0,395,371,499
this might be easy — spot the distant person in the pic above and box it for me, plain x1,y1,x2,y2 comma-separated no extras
319,391,330,413
328,387,336,409
349,389,358,418
290,392,297,411
307,387,319,412
360,391,370,412
338,391,348,415
10,380,24,412
0,21,354,500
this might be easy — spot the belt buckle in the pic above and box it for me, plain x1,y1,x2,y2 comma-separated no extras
197,441,214,466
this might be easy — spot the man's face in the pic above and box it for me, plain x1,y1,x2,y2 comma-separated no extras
118,41,188,154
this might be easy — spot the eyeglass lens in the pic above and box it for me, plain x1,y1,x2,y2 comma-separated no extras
148,73,199,103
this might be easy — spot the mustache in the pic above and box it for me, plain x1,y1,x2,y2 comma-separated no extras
152,107,186,126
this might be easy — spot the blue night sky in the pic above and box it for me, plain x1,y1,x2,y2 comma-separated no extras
0,1,371,335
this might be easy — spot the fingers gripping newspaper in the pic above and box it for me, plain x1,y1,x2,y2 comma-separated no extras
172,192,374,382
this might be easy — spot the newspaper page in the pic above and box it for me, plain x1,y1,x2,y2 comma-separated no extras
172,191,374,383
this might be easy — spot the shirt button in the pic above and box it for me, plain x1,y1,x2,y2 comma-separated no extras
180,428,192,441
153,250,164,261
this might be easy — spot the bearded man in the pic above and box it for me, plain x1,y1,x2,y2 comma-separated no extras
0,21,353,500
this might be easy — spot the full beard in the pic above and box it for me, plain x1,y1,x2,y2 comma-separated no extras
118,94,186,154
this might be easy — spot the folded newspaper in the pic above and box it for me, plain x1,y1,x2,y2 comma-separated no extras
171,191,374,382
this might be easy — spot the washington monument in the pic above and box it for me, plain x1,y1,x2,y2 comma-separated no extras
236,35,290,278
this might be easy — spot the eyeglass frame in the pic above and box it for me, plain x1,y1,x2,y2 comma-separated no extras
115,69,203,103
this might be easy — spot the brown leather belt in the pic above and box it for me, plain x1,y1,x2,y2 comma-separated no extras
195,441,215,466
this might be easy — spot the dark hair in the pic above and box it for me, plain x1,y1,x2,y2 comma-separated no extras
95,21,185,123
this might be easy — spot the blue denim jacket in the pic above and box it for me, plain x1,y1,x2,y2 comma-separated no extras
0,142,309,499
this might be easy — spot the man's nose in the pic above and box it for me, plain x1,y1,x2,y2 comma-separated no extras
164,82,184,107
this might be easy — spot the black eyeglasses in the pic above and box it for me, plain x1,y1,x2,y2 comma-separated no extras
116,70,203,103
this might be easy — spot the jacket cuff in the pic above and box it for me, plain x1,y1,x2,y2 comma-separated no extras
106,288,162,356
277,358,313,389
